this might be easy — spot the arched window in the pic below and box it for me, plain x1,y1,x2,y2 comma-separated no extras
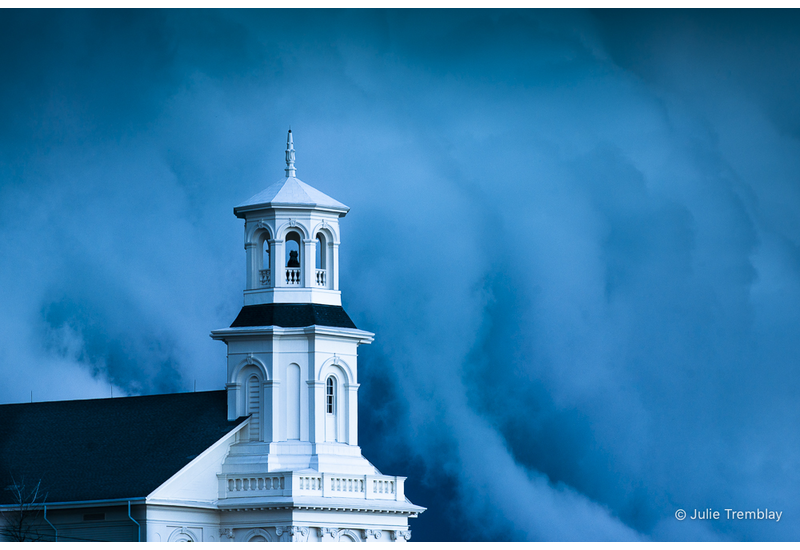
326,376,335,414
325,375,339,442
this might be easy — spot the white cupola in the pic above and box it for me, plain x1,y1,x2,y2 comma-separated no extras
234,130,349,307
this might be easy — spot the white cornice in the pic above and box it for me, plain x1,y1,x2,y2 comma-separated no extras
210,325,375,345
216,496,425,516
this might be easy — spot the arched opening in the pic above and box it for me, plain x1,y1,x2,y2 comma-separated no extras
315,233,327,287
244,529,273,542
285,231,301,285
339,531,359,542
168,529,196,542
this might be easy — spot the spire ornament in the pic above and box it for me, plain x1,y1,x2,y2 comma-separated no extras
285,129,296,177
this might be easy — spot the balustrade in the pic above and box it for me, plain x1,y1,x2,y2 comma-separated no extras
328,476,364,495
220,473,403,501
257,268,327,287
226,475,285,494
285,267,301,285
373,479,395,495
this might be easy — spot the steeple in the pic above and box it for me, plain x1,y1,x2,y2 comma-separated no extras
209,133,424,539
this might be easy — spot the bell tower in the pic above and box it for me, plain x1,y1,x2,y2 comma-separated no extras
237,130,346,307
209,131,422,541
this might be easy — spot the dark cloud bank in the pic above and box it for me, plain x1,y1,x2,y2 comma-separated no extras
1,9,800,541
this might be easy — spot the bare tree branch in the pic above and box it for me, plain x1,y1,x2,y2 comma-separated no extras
1,476,49,542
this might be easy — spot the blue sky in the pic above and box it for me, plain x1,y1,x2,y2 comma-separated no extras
1,9,800,541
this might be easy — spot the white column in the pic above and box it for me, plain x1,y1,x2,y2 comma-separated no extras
245,242,257,290
264,380,280,443
267,239,276,288
332,242,340,291
308,381,325,443
303,239,315,288
226,382,240,421
273,240,285,287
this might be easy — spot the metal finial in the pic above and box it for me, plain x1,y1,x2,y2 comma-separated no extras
285,129,296,177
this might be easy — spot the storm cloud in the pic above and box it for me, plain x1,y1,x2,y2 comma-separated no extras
1,9,799,541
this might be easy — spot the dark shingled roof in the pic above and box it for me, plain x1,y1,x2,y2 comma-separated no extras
0,391,244,505
230,303,357,329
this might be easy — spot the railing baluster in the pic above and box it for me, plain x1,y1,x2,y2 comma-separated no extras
285,267,300,285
